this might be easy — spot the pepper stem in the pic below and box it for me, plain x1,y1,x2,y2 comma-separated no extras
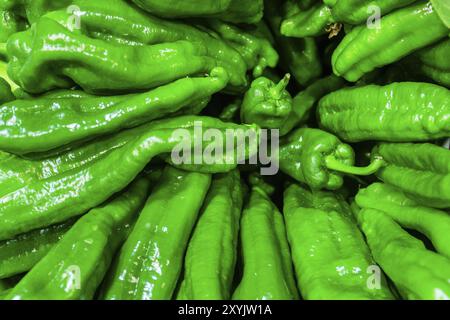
270,74,290,99
325,156,386,176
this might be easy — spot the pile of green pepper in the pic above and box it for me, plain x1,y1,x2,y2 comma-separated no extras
0,0,449,301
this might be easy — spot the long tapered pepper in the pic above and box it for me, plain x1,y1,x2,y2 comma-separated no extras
176,170,244,300
0,68,228,154
5,177,150,300
0,115,258,240
356,183,450,259
370,143,450,209
332,1,449,82
318,82,450,142
283,183,394,300
0,219,74,279
101,166,211,300
279,128,384,190
232,186,299,300
353,206,450,300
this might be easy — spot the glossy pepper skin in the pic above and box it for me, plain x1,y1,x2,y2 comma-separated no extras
283,183,394,300
203,19,279,78
241,74,293,136
131,0,263,24
5,177,149,300
353,206,450,300
0,0,72,24
356,183,450,259
327,0,417,25
318,82,450,142
279,128,384,190
265,0,322,86
101,167,211,300
281,2,335,38
0,219,73,279
0,68,228,154
371,143,450,209
176,170,244,300
0,9,27,42
232,186,299,300
332,1,449,82
0,115,256,240
6,0,248,94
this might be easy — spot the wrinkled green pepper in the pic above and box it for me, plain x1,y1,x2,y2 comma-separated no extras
353,205,450,300
318,82,450,142
7,0,248,94
283,183,394,300
327,0,417,25
131,0,263,24
370,143,450,209
177,170,244,300
332,1,449,82
5,177,150,300
0,68,228,154
0,9,27,42
281,2,335,38
356,183,450,259
219,98,242,123
241,74,293,136
0,78,14,104
265,0,322,86
232,185,299,300
101,166,211,300
279,128,384,190
0,115,257,240
0,219,74,279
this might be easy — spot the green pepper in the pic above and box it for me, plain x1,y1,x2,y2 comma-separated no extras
353,205,450,300
318,82,450,142
356,183,450,259
0,115,258,240
0,0,72,24
279,128,385,190
6,0,248,94
0,78,14,105
5,177,150,300
101,166,211,300
327,0,417,25
131,0,263,24
219,98,242,123
370,143,450,209
283,183,394,300
410,38,450,88
265,0,322,86
0,67,228,154
203,19,279,78
0,219,74,279
0,9,27,42
176,170,244,300
232,186,299,300
281,2,335,38
240,74,293,136
332,1,449,82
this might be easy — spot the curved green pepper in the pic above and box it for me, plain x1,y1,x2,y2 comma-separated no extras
265,0,322,86
332,1,449,82
279,128,384,190
318,82,450,142
0,68,228,154
0,9,27,42
0,115,257,240
371,143,450,209
131,0,263,24
0,0,72,24
203,19,279,77
176,170,244,300
219,98,242,123
328,0,417,25
353,206,450,300
5,177,149,300
0,78,14,105
0,219,74,279
283,183,394,300
232,186,299,300
241,74,293,135
281,2,335,38
101,166,211,300
356,183,450,259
